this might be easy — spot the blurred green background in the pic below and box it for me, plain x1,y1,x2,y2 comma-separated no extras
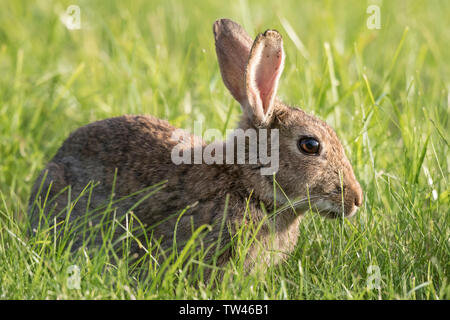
0,0,448,299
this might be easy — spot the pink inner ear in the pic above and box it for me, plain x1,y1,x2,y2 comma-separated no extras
245,30,285,123
255,48,283,114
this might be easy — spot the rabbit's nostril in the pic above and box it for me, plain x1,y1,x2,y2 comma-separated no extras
354,190,363,207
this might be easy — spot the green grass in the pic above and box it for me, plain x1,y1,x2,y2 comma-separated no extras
0,0,449,299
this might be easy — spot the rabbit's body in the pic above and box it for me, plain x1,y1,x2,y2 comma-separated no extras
29,114,301,267
29,19,363,274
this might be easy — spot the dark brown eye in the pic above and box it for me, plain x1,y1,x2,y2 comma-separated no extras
298,137,320,155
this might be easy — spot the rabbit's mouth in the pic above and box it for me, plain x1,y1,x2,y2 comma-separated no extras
274,196,356,219
319,210,343,219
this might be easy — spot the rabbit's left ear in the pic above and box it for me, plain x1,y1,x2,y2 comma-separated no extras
245,30,285,127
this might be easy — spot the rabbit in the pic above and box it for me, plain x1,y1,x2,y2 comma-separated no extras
28,18,363,274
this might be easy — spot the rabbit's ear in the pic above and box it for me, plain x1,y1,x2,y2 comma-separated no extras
245,30,285,126
213,19,253,105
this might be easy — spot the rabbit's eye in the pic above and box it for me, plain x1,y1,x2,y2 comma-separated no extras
298,137,320,155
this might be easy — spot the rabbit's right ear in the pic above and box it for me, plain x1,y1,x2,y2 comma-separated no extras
213,19,253,105
244,30,285,127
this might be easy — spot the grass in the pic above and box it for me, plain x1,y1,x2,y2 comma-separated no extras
0,0,448,299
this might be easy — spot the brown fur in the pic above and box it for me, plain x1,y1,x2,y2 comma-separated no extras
28,19,362,274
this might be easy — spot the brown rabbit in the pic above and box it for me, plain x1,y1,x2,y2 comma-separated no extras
29,19,363,273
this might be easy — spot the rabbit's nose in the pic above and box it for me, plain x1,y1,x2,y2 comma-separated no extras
353,185,363,207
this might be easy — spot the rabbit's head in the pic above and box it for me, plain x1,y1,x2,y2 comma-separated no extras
213,19,363,218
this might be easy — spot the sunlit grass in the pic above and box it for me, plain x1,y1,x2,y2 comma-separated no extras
0,0,448,299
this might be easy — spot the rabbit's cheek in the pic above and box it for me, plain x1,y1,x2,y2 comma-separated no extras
314,199,339,217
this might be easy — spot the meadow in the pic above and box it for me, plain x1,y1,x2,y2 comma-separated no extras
0,0,448,299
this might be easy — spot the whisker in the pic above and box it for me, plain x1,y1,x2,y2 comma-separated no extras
274,195,320,215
